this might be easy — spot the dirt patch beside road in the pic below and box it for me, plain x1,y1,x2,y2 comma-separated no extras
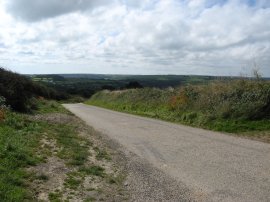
28,113,129,202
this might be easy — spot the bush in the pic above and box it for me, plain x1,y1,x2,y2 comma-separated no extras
0,96,6,121
124,81,143,89
181,80,270,120
0,68,67,112
0,109,4,121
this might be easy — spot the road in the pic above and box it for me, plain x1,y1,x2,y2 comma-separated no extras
63,103,270,202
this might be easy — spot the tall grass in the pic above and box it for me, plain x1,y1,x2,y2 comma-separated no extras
86,79,270,134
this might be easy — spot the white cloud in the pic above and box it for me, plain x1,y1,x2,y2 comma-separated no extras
5,0,114,22
0,0,269,76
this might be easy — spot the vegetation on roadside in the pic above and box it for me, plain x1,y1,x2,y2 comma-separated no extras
1,64,269,201
86,78,270,141
0,67,127,201
0,96,6,121
33,99,70,114
0,99,127,201
0,111,45,201
0,68,68,112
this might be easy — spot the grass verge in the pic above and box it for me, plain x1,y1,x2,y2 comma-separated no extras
0,100,127,201
0,112,45,201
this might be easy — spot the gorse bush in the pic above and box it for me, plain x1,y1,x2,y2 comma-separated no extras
0,68,68,112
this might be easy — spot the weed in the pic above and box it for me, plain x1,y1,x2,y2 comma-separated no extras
79,166,105,177
84,196,96,202
36,173,49,181
107,174,125,185
64,176,83,190
48,192,63,202
94,147,111,160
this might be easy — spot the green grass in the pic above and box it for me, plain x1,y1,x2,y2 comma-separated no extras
33,99,90,166
48,192,62,202
86,80,270,141
0,112,44,201
35,174,49,181
64,175,83,190
0,98,127,201
34,99,69,114
45,123,89,166
79,166,105,177
94,147,111,161
88,96,270,134
84,197,96,202
202,119,270,133
35,99,90,165
0,100,91,201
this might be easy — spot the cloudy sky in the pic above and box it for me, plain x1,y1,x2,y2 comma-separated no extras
0,0,269,76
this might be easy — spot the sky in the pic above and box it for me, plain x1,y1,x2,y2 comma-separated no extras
0,0,269,76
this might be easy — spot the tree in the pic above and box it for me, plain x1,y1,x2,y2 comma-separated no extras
125,81,143,89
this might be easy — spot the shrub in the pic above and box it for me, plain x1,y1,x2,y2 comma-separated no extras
169,89,189,110
0,96,6,121
0,109,4,121
169,84,203,111
0,68,66,112
124,81,143,89
173,79,270,120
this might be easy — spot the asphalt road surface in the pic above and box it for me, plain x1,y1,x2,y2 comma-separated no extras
63,103,270,202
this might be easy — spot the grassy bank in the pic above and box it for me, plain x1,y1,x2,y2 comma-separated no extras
0,100,127,201
86,79,270,142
